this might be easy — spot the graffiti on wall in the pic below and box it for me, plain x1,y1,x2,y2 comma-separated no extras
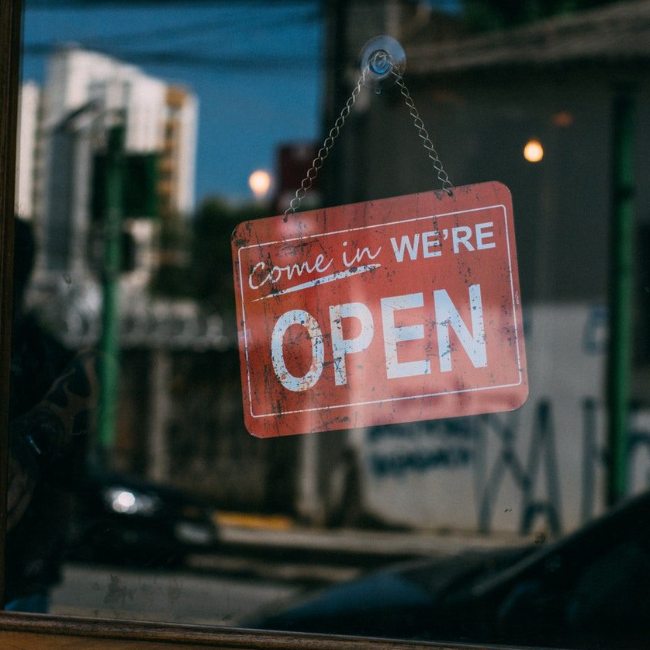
362,397,650,536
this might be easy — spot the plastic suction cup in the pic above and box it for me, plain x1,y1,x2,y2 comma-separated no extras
359,35,406,90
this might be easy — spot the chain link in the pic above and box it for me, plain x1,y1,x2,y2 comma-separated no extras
391,69,453,195
284,58,452,219
283,69,368,220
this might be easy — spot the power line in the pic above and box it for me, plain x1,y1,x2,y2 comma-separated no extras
77,7,320,46
104,49,319,70
27,0,317,7
22,43,322,72
27,0,462,8
23,2,323,75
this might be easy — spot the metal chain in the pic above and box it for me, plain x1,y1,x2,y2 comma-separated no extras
391,68,453,194
284,58,452,219
284,69,368,220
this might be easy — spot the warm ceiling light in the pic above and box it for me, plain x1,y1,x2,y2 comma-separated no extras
524,139,544,163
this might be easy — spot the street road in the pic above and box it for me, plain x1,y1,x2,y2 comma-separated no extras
51,563,301,626
50,524,527,625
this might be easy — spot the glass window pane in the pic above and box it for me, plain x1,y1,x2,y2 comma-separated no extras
6,2,649,648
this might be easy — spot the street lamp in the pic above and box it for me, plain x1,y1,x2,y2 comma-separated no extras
249,169,272,201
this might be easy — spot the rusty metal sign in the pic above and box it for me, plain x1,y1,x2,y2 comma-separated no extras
232,182,528,438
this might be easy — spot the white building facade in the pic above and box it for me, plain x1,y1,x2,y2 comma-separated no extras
16,80,42,220
31,47,197,275
16,47,199,340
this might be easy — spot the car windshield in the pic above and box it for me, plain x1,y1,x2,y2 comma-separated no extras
8,1,650,648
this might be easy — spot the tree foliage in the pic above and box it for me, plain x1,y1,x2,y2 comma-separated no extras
191,197,269,312
149,213,192,299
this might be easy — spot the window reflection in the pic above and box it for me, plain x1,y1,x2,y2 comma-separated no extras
8,1,650,649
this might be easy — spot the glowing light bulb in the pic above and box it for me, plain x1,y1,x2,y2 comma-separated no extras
524,139,544,163
249,170,272,200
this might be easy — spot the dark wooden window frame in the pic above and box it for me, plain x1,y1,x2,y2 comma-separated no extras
0,2,521,647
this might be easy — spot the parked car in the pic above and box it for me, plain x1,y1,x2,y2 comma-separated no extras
250,490,650,649
66,472,219,568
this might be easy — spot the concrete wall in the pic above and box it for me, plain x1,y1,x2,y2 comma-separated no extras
348,302,608,535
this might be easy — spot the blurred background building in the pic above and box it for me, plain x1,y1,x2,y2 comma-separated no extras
301,0,650,535
15,46,226,350
13,0,650,538
29,46,196,287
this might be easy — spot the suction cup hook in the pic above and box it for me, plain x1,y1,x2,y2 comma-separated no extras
359,35,406,92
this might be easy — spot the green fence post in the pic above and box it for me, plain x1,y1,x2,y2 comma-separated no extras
607,87,636,506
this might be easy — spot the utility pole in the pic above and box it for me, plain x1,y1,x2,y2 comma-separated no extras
606,86,636,506
97,121,125,465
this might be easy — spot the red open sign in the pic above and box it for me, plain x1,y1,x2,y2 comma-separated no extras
232,182,528,438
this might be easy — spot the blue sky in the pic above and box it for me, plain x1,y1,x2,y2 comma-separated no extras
22,1,323,207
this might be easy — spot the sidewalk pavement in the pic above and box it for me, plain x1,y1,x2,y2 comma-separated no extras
213,512,534,560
